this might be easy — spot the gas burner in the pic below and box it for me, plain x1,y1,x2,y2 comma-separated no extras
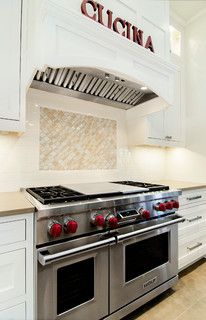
26,185,127,205
26,186,87,205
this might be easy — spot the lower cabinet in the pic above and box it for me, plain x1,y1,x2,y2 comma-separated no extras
0,249,25,304
0,303,25,320
178,190,206,271
0,213,34,320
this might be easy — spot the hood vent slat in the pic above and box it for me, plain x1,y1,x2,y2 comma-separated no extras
32,67,158,110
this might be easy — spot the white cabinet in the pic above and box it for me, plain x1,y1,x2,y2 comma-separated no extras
178,189,206,271
149,70,181,145
0,0,26,132
0,303,25,320
126,69,183,147
0,213,34,320
0,249,25,304
0,0,21,121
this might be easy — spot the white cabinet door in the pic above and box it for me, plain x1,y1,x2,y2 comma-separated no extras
147,110,164,141
0,303,25,320
0,249,25,303
164,71,181,142
0,0,21,121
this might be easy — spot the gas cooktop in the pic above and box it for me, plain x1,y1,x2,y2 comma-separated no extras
26,181,169,205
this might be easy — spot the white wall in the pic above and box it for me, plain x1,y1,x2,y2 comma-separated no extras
0,89,166,192
166,11,206,183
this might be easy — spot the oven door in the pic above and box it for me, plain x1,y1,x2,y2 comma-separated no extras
110,217,181,313
37,233,115,320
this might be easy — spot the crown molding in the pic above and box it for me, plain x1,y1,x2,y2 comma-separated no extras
170,10,186,28
187,7,206,25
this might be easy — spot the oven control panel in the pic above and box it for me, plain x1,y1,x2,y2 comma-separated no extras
36,196,180,245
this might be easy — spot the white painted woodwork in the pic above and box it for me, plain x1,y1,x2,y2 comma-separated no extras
0,0,27,132
126,69,183,147
0,0,21,121
0,0,178,132
164,70,181,142
30,0,176,109
0,303,25,320
0,249,25,303
178,189,206,271
0,213,34,320
0,220,25,246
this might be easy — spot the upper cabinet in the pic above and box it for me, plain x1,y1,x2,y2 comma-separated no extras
127,9,185,148
0,0,24,132
126,69,183,147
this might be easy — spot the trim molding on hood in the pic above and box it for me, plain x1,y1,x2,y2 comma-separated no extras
30,0,179,113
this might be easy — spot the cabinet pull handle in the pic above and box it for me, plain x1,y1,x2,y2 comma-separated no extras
187,242,202,251
187,195,202,201
187,216,202,222
165,136,172,139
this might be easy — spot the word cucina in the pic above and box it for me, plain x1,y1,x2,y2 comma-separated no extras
81,0,154,53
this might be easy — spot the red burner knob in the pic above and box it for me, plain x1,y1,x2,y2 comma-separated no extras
142,210,151,219
165,201,173,210
108,217,118,229
65,220,78,234
48,222,62,238
158,203,166,212
172,200,179,209
94,215,105,227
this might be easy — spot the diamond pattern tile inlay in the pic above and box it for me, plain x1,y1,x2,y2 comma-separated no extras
40,107,117,170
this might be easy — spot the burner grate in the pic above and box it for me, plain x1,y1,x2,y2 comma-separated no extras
112,181,169,192
26,186,88,205
26,185,124,205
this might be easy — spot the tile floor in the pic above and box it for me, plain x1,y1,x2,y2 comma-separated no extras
124,259,206,320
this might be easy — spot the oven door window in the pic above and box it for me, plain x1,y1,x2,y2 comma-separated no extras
57,257,94,315
125,232,169,282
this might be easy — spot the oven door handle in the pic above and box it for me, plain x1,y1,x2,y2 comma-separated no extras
117,216,185,242
38,237,116,266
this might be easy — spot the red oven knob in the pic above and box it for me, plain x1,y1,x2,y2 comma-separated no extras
165,201,173,210
172,200,179,209
156,203,166,211
65,219,78,234
108,216,118,229
141,210,150,219
48,221,62,238
91,215,105,227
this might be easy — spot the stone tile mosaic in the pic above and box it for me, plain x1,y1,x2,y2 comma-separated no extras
39,107,117,170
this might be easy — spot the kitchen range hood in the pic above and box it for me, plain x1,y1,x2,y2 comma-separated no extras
31,67,158,110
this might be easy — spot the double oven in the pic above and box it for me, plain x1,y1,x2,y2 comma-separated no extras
37,214,182,320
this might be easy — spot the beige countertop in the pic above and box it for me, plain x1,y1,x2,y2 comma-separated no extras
0,192,35,217
154,180,206,191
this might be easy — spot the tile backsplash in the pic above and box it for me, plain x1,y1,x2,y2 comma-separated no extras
40,107,117,170
0,89,166,192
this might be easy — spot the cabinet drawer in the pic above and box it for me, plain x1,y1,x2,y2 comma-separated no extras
0,249,25,303
0,303,25,320
179,191,206,207
0,219,25,246
179,237,203,258
178,223,198,241
178,203,206,230
178,243,206,271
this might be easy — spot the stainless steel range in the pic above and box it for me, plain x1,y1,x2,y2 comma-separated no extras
24,181,184,320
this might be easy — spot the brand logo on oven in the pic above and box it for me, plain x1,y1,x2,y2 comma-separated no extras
143,276,157,289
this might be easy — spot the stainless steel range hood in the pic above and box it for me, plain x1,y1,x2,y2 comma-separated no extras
31,67,158,110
